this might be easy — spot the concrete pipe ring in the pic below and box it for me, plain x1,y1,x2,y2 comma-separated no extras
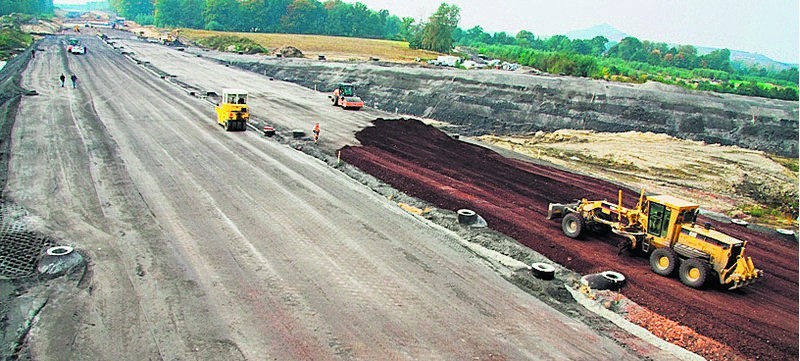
601,271,626,286
530,262,556,280
46,245,74,257
731,218,748,226
457,209,477,225
292,130,306,139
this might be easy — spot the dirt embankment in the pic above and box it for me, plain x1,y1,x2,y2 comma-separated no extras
223,57,798,157
340,118,798,361
477,130,798,224
0,41,34,187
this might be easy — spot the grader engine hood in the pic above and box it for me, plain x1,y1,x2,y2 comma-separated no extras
684,224,763,290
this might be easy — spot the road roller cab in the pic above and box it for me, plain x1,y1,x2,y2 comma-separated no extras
215,89,249,131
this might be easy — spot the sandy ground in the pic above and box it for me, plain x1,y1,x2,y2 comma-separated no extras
477,130,798,226
1,33,659,360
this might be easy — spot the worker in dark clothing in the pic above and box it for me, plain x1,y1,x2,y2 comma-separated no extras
31,49,35,58
312,123,320,143
70,74,77,88
59,73,66,87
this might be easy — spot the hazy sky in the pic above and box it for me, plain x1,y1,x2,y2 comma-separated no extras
54,0,798,63
353,0,799,64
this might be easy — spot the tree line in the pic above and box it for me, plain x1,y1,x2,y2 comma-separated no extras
455,26,797,100
110,0,461,52
112,0,404,40
109,1,798,100
0,0,53,15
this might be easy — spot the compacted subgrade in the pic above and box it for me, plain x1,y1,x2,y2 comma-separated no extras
339,118,798,361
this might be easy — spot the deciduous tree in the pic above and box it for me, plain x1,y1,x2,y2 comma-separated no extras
419,3,460,53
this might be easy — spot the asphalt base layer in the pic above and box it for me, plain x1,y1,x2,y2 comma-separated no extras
339,118,798,361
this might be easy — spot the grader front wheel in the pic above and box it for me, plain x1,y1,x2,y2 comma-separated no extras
561,213,584,238
679,258,709,289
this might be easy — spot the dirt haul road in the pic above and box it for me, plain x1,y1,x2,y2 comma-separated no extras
4,35,654,359
341,119,798,361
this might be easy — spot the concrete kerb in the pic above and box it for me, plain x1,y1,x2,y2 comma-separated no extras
566,285,704,361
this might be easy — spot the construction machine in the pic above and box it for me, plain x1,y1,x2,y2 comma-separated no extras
331,83,364,110
547,190,762,290
160,29,183,46
215,89,249,131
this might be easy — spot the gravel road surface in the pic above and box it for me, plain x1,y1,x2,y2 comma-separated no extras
4,34,652,360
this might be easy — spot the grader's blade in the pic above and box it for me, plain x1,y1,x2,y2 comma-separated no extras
547,203,568,220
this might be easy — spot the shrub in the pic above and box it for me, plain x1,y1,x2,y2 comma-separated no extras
196,35,267,54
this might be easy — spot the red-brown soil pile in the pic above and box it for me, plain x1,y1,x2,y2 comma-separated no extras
340,118,798,360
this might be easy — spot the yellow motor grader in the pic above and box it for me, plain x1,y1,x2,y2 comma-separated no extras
547,190,761,290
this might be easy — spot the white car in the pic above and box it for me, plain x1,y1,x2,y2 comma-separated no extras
70,45,86,54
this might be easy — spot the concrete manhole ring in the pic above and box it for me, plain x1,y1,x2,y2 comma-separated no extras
46,245,74,256
530,262,555,280
776,228,795,236
601,271,626,285
581,270,627,290
731,218,748,226
457,209,477,225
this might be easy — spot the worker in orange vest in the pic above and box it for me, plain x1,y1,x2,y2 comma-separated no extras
312,123,320,143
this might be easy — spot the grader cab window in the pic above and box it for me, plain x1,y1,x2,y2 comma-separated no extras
678,209,697,224
647,202,671,238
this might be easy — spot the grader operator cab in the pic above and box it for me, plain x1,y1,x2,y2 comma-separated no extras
547,191,762,290
215,89,249,131
331,83,364,110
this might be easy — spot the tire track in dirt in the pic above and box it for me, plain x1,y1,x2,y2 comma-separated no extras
340,118,799,361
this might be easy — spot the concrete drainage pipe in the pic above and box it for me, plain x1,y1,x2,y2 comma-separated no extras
46,245,74,256
730,218,748,226
601,271,626,287
457,209,477,225
39,245,84,276
530,262,556,280
581,270,626,291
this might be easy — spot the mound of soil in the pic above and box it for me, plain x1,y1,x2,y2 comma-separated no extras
277,46,303,58
340,118,798,361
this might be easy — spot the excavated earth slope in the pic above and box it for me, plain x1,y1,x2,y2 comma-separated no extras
340,118,798,361
221,56,799,157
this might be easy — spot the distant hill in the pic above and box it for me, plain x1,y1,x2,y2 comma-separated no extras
696,46,797,71
563,23,796,70
564,24,628,43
